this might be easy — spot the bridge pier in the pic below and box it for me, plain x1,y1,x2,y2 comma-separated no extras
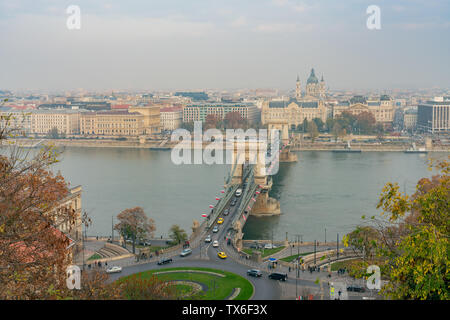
250,191,281,215
279,148,298,162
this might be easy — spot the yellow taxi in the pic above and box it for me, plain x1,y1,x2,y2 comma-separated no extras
217,251,227,259
217,218,224,224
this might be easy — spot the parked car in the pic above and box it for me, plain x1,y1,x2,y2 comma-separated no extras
347,285,365,293
212,240,219,248
180,248,192,257
247,269,262,277
264,243,277,249
249,242,263,249
212,226,219,233
205,235,212,243
268,272,287,281
157,257,173,265
138,240,151,246
106,266,122,274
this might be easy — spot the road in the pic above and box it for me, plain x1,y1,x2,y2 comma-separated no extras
106,183,369,300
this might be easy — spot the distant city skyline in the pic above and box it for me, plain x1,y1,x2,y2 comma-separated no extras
0,0,449,91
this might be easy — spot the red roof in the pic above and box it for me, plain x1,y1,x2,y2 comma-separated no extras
7,105,36,110
160,106,182,113
111,104,130,109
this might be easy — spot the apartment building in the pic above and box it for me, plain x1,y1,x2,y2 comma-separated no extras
160,106,182,130
30,109,81,135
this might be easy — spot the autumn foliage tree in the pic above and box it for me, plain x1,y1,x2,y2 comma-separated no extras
344,157,450,300
114,207,155,254
0,105,124,299
205,114,220,130
224,111,245,129
0,107,77,299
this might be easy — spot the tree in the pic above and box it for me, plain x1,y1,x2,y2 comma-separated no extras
114,207,155,254
0,104,155,299
180,121,194,132
308,121,319,143
1,107,80,299
375,123,385,141
205,114,220,130
169,224,188,245
337,111,357,134
312,118,324,132
119,273,177,300
343,158,450,300
355,111,376,134
302,118,308,133
332,122,342,143
224,111,245,129
48,127,60,139
325,118,335,133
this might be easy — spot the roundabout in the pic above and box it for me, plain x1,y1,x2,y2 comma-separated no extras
119,267,254,300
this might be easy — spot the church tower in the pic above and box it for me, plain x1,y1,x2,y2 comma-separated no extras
306,68,319,97
295,74,301,100
319,74,326,98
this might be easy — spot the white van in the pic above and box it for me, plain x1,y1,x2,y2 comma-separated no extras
235,188,242,197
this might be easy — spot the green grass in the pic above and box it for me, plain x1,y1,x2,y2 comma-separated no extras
120,267,253,300
87,253,102,261
330,259,360,271
280,252,313,262
242,246,285,258
169,284,194,297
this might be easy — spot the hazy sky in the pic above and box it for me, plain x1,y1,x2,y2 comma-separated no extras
0,0,449,91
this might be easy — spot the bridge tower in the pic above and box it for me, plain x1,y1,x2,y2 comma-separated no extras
266,121,298,162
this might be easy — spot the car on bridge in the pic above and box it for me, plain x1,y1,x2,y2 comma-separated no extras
212,226,219,233
217,252,227,259
230,200,237,206
205,235,212,243
268,272,288,281
223,209,230,216
212,240,219,248
180,248,192,257
157,257,173,265
247,269,262,277
235,188,242,197
217,218,224,224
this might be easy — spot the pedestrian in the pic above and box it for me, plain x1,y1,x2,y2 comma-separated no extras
105,261,108,266
289,266,291,272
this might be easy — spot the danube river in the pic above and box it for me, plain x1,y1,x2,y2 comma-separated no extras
52,147,448,242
